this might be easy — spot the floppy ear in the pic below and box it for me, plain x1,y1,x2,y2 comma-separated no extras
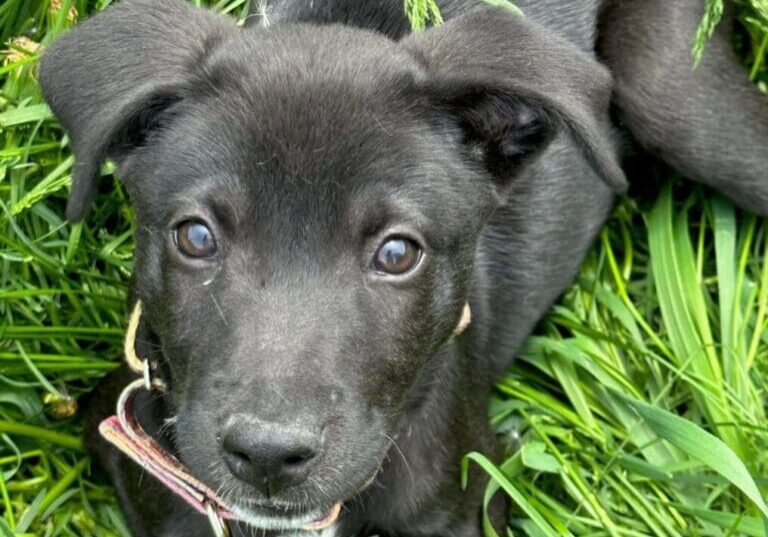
39,0,236,222
400,8,627,196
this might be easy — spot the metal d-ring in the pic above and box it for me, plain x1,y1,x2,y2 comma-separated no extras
206,501,231,537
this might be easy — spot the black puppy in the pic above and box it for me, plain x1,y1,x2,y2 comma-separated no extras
39,1,768,536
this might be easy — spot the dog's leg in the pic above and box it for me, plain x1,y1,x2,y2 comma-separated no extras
599,0,768,215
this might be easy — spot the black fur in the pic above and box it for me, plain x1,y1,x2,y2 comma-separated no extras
38,1,768,536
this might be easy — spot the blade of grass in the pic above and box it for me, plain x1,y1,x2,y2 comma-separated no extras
620,394,768,518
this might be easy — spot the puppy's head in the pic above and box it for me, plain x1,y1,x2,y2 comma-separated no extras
40,0,624,528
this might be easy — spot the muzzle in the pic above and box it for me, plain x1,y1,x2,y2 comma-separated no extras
99,300,471,536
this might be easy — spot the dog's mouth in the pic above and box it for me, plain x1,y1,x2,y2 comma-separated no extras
99,378,344,532
230,501,343,531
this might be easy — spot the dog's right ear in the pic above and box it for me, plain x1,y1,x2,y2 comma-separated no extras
39,0,236,222
400,8,627,199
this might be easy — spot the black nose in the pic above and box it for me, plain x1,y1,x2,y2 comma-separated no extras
221,415,320,496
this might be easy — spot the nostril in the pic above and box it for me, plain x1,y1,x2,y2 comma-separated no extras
230,450,251,465
222,434,255,481
282,448,316,467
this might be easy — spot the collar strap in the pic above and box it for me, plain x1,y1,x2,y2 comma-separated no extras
99,379,237,536
102,300,235,537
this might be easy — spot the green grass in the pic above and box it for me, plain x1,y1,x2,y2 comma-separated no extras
471,187,768,537
1,1,767,536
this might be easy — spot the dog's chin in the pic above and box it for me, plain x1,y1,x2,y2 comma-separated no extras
222,465,379,532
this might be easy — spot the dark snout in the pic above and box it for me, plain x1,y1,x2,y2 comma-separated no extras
221,414,322,496
172,282,388,505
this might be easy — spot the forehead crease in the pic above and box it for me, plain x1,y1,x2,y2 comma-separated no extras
226,92,413,198
241,59,407,136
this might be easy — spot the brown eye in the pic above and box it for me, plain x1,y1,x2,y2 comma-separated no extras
175,220,217,258
373,237,421,275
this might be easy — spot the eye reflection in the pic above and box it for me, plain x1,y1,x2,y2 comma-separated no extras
373,237,421,275
175,220,217,258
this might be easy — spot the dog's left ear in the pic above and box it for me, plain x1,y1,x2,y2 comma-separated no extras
401,8,627,197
